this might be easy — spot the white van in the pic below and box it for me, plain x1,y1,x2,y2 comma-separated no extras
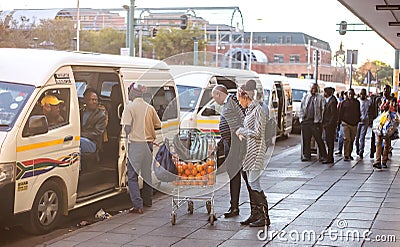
0,48,179,234
259,74,293,138
171,65,264,135
287,78,325,133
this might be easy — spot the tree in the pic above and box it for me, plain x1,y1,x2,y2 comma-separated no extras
80,28,125,54
32,19,75,50
147,28,205,60
354,60,393,89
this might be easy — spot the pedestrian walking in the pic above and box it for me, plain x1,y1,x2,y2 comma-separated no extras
373,85,399,169
335,90,347,155
322,87,338,164
338,88,361,161
212,84,246,218
236,82,270,227
355,88,371,159
121,82,161,214
299,83,327,162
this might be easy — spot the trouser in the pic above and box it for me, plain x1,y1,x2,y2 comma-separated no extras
127,142,153,209
370,130,376,158
301,121,327,159
342,122,358,157
337,124,344,152
223,138,243,208
375,135,390,163
324,125,336,161
355,122,369,156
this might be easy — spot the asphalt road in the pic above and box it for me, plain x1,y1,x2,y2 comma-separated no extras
0,134,301,247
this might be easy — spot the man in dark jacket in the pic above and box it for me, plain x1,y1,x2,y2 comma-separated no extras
212,84,245,218
80,88,107,153
338,88,361,161
322,87,338,164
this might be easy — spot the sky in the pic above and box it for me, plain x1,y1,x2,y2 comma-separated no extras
0,0,395,67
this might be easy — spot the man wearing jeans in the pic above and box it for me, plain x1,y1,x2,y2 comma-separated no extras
121,83,161,214
355,88,371,159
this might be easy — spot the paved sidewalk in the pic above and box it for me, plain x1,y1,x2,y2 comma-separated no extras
42,138,400,247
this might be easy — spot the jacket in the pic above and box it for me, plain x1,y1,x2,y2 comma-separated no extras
219,94,245,145
299,93,325,124
80,107,107,149
323,96,338,128
237,101,267,171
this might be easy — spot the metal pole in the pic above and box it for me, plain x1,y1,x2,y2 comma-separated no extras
349,52,353,89
139,26,143,57
315,50,318,83
215,26,219,67
229,29,232,68
394,49,399,98
76,0,80,51
367,69,371,95
125,7,130,48
193,38,198,65
248,31,253,71
129,0,135,57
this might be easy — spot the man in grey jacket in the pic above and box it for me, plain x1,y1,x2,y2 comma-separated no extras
299,83,327,162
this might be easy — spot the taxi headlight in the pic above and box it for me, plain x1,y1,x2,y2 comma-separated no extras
0,163,15,184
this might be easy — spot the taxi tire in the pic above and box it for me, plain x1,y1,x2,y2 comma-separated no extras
23,180,63,235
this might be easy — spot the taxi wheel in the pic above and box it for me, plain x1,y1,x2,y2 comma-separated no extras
23,180,63,235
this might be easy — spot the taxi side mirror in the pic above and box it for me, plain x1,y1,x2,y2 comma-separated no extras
25,115,48,136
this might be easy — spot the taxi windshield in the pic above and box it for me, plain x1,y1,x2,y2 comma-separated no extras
0,82,35,130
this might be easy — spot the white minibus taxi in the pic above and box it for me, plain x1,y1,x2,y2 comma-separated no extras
0,48,179,234
259,74,293,138
170,65,264,135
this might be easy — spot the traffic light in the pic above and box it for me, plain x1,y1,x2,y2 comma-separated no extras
180,14,188,30
339,21,347,35
151,27,158,37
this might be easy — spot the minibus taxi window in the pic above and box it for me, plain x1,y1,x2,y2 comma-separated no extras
264,89,271,105
23,89,70,136
0,82,35,130
176,85,202,112
292,89,307,102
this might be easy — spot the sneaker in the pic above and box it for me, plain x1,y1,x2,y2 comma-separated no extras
382,163,388,168
373,162,382,169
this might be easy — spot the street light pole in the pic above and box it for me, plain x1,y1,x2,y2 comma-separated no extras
129,0,136,57
76,0,80,51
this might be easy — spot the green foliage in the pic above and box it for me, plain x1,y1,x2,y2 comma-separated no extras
147,28,205,60
354,60,393,87
80,28,125,54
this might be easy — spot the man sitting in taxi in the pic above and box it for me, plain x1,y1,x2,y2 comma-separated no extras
41,95,64,127
80,88,107,153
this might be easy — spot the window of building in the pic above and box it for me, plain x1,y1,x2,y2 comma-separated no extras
286,36,292,44
273,54,284,63
289,55,300,63
278,36,283,44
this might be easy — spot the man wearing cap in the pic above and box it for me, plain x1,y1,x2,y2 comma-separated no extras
121,82,161,214
322,87,338,164
41,95,64,127
212,84,245,218
80,88,107,153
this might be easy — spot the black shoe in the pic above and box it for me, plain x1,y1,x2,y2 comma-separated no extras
382,163,388,168
335,151,342,156
322,159,334,164
224,207,239,218
240,213,258,225
349,156,354,160
359,153,363,160
301,157,311,162
249,216,271,227
344,156,351,161
370,153,375,159
373,162,382,169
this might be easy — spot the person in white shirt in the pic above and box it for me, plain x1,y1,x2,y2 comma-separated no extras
355,88,371,159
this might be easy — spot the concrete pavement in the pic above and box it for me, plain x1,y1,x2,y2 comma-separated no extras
41,137,400,247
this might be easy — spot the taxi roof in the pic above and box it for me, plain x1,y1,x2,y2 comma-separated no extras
0,48,169,87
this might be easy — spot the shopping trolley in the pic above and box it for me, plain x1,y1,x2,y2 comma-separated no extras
170,131,218,225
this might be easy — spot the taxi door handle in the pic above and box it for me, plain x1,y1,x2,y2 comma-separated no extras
64,135,73,142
